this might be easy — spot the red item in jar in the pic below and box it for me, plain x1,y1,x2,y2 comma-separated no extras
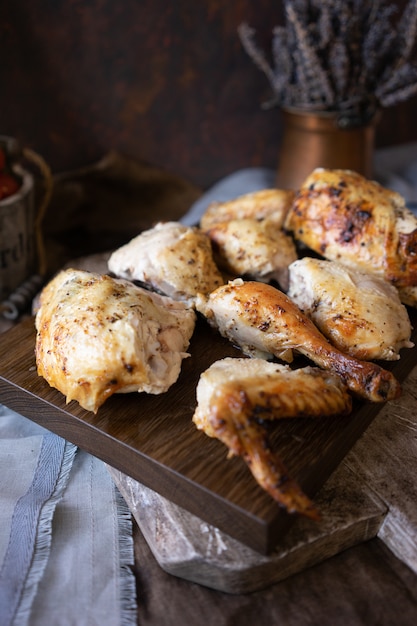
0,147,5,171
0,172,20,200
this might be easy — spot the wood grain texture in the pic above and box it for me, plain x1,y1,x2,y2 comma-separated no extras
345,363,417,573
0,1,284,188
131,533,417,626
0,1,416,190
109,461,387,593
0,311,416,554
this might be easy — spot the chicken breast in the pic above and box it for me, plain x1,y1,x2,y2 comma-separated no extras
35,268,196,412
205,217,297,290
193,357,351,519
200,188,295,230
108,221,224,306
284,168,417,288
287,257,414,361
197,279,401,403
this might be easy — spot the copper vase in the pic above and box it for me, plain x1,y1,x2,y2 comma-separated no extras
276,108,378,190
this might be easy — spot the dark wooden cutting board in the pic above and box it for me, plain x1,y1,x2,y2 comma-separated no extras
0,312,416,554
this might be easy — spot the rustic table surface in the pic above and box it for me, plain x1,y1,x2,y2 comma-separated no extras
131,530,417,626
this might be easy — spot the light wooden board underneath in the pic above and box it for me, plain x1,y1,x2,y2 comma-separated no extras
109,461,387,594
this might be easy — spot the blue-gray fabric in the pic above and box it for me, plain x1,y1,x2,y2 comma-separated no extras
0,407,137,626
0,434,71,625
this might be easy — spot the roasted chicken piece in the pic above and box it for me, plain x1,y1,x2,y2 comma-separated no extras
35,269,196,412
205,217,297,290
284,168,417,288
197,279,401,403
193,357,352,519
397,285,417,308
287,257,414,361
200,188,295,230
108,221,224,306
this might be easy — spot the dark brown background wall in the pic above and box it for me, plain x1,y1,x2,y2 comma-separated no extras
1,1,416,190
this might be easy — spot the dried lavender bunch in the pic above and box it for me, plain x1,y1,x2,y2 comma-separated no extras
238,0,417,126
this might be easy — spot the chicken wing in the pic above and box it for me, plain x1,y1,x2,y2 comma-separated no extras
197,279,401,403
287,257,414,361
35,269,196,412
108,221,224,306
205,217,297,290
200,188,295,230
284,168,417,288
193,357,351,519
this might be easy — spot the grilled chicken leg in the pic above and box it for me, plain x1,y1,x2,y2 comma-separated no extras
197,279,401,403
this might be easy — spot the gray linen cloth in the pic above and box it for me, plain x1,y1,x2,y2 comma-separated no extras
0,406,137,626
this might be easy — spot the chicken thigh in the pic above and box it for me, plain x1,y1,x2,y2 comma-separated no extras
35,269,196,412
287,257,414,361
108,221,224,306
205,217,297,290
200,188,295,230
197,279,401,403
193,357,352,519
284,168,417,288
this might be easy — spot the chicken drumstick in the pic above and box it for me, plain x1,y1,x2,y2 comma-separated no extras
197,279,401,403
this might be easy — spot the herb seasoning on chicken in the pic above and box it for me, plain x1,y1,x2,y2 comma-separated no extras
285,168,417,288
35,269,196,412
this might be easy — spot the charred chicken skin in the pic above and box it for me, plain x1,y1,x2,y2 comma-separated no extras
284,168,417,288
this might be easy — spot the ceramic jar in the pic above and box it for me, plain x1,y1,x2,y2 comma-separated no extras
0,136,36,301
